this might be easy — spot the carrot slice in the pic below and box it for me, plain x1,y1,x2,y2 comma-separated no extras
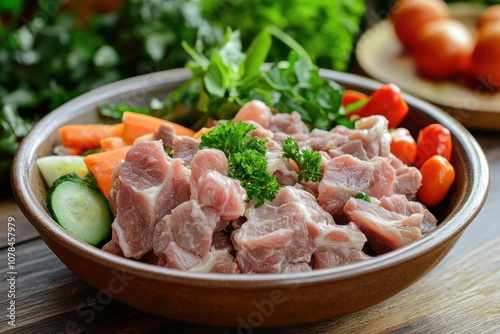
83,146,131,198
100,136,128,152
59,123,124,151
192,127,213,140
121,112,195,144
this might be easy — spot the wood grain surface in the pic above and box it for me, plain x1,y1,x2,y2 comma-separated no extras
1,133,499,333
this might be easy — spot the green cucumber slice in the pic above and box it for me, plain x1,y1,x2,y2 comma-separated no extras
47,173,112,246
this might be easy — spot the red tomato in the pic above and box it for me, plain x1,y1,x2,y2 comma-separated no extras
418,155,455,206
390,128,417,165
353,83,408,128
390,0,450,50
341,90,368,107
469,22,500,89
478,4,500,30
413,124,452,169
412,19,474,78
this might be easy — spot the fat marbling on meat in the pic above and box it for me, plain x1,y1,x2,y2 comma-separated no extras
318,155,395,215
343,197,424,254
109,140,191,259
232,187,370,273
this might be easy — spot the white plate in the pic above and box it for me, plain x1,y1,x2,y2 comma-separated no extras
356,3,500,130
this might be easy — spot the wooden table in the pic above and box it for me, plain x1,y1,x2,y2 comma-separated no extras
0,131,499,333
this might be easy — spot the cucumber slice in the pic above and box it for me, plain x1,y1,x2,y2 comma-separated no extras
37,155,89,187
47,173,112,246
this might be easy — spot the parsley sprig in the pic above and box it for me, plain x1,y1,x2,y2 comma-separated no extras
282,137,323,183
199,121,280,207
354,192,371,203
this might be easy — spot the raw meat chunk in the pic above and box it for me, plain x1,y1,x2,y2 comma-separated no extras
318,155,395,215
344,197,423,254
111,140,190,259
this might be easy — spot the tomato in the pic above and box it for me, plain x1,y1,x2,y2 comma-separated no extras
413,124,452,169
390,0,450,50
341,90,368,107
353,83,408,128
478,4,500,30
417,155,455,206
469,22,500,89
412,19,473,78
390,128,417,165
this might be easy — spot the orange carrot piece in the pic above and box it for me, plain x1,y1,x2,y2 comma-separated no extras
59,123,124,151
288,159,300,174
83,146,131,198
100,136,128,152
192,127,213,140
54,145,82,156
122,112,195,144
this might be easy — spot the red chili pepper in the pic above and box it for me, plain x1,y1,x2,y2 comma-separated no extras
390,128,417,165
413,123,452,169
341,89,368,106
350,83,409,128
417,155,455,206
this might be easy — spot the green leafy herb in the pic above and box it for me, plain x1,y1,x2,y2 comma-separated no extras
202,0,366,71
1,0,366,194
354,192,371,203
199,121,279,207
0,104,34,193
161,27,350,131
282,137,323,183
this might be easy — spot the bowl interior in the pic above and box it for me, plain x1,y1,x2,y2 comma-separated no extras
11,68,490,325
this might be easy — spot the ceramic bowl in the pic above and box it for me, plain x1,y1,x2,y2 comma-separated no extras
11,68,489,327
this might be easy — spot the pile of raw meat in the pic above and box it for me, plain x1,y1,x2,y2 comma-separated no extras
102,100,437,274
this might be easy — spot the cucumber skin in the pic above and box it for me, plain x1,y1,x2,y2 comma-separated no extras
47,173,113,246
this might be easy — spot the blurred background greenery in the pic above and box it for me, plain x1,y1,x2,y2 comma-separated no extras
2,0,499,193
0,0,367,192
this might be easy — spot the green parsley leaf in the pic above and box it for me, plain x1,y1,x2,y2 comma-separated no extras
353,192,371,203
229,150,280,208
282,137,323,183
200,121,279,206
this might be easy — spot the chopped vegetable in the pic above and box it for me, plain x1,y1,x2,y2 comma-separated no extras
121,112,195,144
341,89,368,106
390,128,417,165
348,83,409,128
192,127,214,140
83,146,131,198
282,137,323,182
58,123,124,151
36,155,89,187
100,136,127,152
47,173,112,246
417,155,455,206
413,123,452,168
353,192,371,203
199,121,279,207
